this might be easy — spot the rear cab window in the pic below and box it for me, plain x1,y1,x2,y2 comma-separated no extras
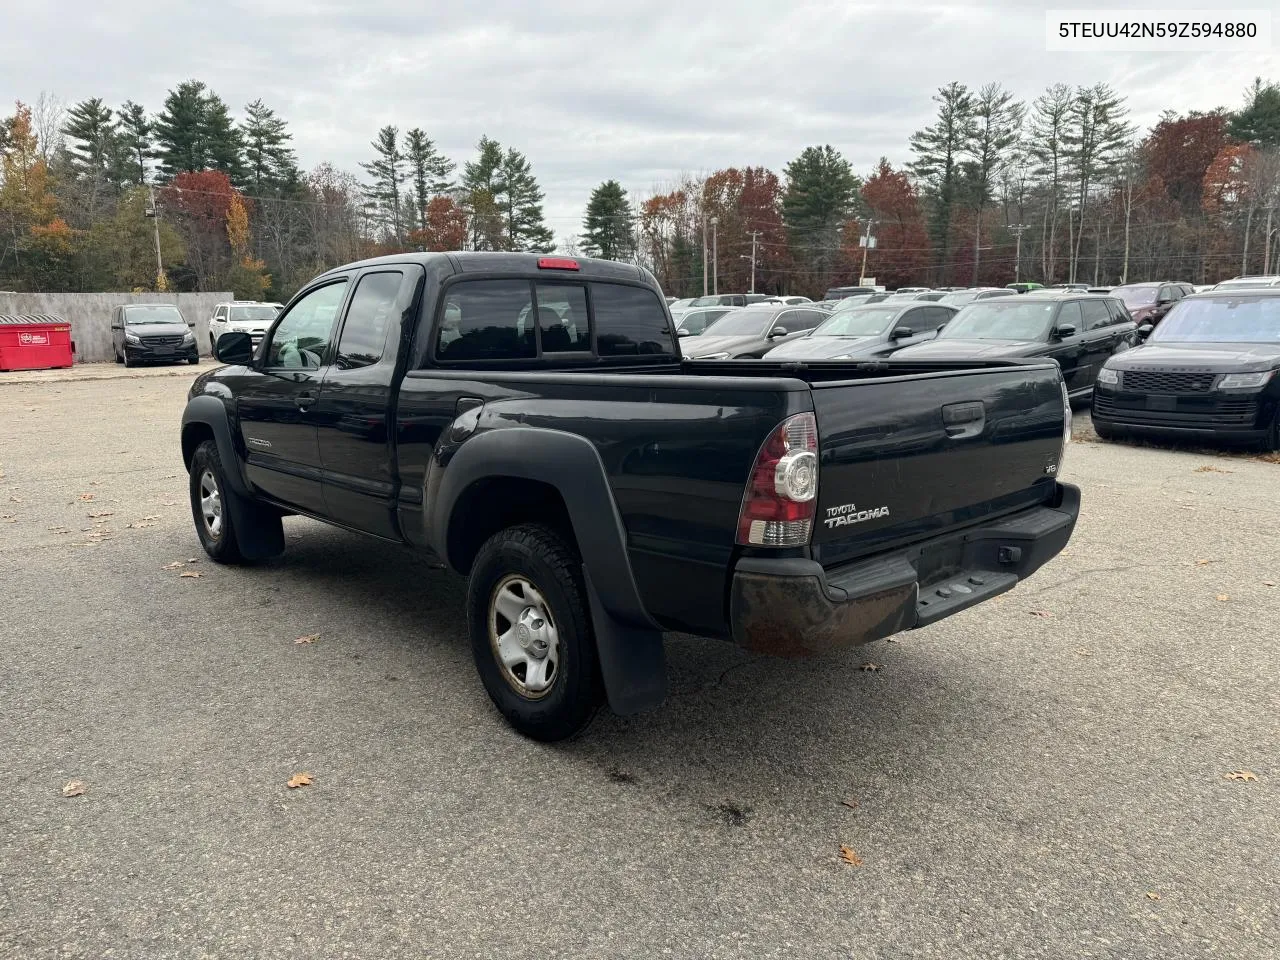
429,276,674,365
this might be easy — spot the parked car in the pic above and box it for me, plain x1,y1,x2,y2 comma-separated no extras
688,293,769,308
209,301,280,354
758,296,813,306
674,306,732,337
669,297,699,311
1048,283,1091,292
1212,275,1280,291
894,286,931,294
1006,282,1044,294
678,304,829,358
111,303,198,367
892,293,1138,401
823,286,880,301
1092,289,1280,448
1193,285,1215,294
182,252,1077,739
1110,281,1194,328
762,302,958,360
1087,287,1112,294
938,288,1015,307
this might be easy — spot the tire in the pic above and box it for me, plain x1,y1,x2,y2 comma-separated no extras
1265,412,1280,453
123,352,135,368
188,440,253,563
114,348,123,364
466,524,603,741
1092,419,1117,442
189,356,200,365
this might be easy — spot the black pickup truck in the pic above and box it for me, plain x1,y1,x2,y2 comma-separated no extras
180,253,1079,740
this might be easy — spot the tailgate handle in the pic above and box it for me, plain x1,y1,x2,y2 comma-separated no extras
942,401,985,439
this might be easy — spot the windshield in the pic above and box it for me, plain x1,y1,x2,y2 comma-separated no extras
124,305,185,325
1115,285,1158,308
1151,296,1280,343
697,308,773,336
229,305,278,322
939,300,1056,341
811,306,899,337
939,292,980,305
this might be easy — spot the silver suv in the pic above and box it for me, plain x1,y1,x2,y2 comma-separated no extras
208,301,280,353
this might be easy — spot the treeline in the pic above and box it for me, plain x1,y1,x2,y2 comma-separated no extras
638,78,1280,296
0,82,558,298
3,77,1279,300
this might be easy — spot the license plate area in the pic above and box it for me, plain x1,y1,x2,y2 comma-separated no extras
1146,395,1176,411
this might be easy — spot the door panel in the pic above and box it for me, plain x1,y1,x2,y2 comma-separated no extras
314,267,419,539
1048,302,1088,394
237,279,350,513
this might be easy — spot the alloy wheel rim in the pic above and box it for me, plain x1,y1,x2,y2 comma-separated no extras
488,575,560,699
199,469,223,539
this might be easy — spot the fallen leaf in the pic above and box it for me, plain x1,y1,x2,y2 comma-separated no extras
1146,892,1161,901
286,773,313,789
78,493,95,501
139,515,159,521
187,558,199,564
8,496,22,503
839,845,863,866
1264,580,1276,588
1029,609,1054,618
162,561,185,570
1195,559,1216,566
1216,594,1230,602
126,521,156,529
1225,770,1258,782
1194,465,1232,474
859,663,880,672
88,511,113,518
841,799,860,810
89,481,101,486
294,634,320,645
62,780,86,797
179,571,202,579
1075,647,1093,657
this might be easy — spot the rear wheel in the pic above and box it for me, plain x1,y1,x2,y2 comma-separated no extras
466,524,603,741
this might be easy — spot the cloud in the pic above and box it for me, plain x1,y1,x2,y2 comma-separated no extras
4,0,1274,238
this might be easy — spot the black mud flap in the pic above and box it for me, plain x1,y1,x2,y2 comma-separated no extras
584,568,667,715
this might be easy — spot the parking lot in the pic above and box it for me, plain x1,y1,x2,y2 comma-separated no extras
1,370,1277,959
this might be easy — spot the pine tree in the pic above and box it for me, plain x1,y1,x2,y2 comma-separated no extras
581,180,635,260
1028,83,1074,282
909,81,975,281
61,98,117,178
202,91,244,183
499,148,554,253
241,99,297,192
461,136,506,250
115,100,152,185
152,81,212,177
962,83,1024,283
1228,77,1280,148
782,145,859,286
404,128,455,232
360,125,406,243
1063,83,1133,282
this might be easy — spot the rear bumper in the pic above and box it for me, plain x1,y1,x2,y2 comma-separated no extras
728,483,1080,657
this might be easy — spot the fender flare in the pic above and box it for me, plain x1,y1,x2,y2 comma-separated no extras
181,395,253,497
431,427,667,715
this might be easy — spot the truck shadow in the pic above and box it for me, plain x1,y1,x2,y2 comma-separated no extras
275,521,1001,809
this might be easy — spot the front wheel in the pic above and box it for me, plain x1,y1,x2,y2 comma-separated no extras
1092,418,1117,442
123,351,135,368
466,524,603,741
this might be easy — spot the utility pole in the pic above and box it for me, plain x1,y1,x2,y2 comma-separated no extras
1264,206,1276,275
747,231,759,293
702,213,708,296
858,218,877,285
711,217,719,295
1009,223,1028,284
145,185,165,290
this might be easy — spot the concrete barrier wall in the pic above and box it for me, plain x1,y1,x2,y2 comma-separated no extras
0,292,234,363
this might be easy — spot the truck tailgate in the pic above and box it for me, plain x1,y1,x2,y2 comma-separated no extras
809,363,1066,566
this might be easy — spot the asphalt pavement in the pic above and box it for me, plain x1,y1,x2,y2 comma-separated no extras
1,371,1277,959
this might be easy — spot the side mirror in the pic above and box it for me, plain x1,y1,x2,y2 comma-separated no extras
676,328,693,338
214,330,254,364
1054,323,1077,339
110,324,121,331
1156,296,1173,306
1137,323,1154,338
769,326,788,339
891,327,914,339
187,321,195,328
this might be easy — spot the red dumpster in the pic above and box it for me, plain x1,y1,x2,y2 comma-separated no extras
0,315,74,372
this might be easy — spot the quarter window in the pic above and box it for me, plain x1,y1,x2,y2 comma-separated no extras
337,271,403,369
266,281,348,369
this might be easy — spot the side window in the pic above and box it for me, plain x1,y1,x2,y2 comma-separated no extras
792,309,826,332
213,307,225,322
682,310,708,335
590,283,674,356
267,281,348,369
898,307,930,333
436,279,535,362
336,271,403,369
1157,285,1174,302
1080,300,1113,331
1107,300,1129,323
1055,301,1084,334
535,283,590,352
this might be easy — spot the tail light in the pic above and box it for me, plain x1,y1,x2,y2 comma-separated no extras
736,412,819,547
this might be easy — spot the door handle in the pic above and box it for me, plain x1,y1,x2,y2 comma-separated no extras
296,390,315,412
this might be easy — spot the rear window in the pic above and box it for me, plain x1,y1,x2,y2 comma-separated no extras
591,283,673,356
437,280,536,361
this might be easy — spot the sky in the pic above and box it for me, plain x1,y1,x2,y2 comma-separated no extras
1,0,1275,242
